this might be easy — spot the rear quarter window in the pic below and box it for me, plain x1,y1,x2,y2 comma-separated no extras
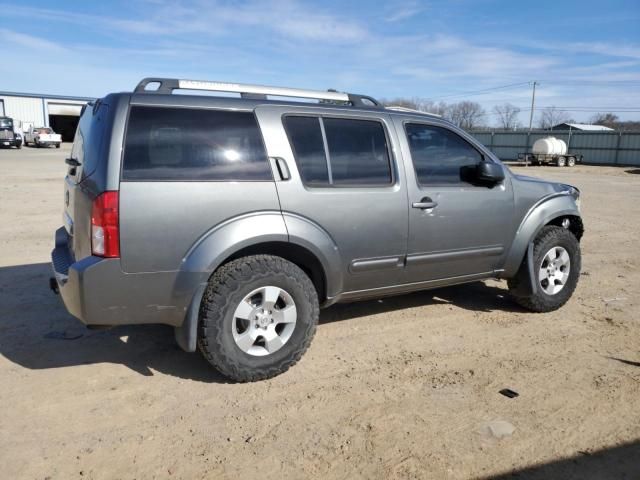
122,106,272,181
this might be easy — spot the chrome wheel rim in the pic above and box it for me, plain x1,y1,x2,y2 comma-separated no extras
232,286,297,356
539,246,571,295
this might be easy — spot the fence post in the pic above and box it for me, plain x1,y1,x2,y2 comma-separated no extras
567,128,572,151
614,131,622,165
490,131,494,152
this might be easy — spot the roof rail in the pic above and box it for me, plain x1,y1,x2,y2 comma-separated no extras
385,105,442,117
134,78,381,107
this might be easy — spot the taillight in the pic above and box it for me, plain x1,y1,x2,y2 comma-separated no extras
91,191,120,258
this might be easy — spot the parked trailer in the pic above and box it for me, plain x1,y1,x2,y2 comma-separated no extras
518,136,583,167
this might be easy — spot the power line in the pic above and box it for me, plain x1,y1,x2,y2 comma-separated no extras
426,81,532,101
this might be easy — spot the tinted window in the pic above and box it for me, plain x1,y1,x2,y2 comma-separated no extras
123,106,271,181
323,118,392,185
405,124,482,184
283,116,329,185
284,116,392,187
70,101,108,183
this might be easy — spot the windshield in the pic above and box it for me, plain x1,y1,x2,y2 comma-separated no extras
35,127,53,134
0,118,13,129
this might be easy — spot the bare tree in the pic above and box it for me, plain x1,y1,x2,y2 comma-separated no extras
589,112,619,128
381,98,449,116
419,100,449,116
493,103,521,129
446,101,485,129
381,97,422,110
537,106,572,129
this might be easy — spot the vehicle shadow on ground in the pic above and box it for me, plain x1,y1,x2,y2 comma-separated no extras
0,262,522,382
321,280,525,324
625,168,640,174
482,439,640,479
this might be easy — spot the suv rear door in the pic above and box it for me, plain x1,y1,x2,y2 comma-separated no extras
255,105,408,295
393,117,515,283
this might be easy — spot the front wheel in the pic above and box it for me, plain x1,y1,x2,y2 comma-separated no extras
198,255,319,382
508,226,581,312
56,143,61,148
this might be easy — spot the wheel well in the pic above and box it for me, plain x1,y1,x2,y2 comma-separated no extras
222,242,327,302
547,215,584,241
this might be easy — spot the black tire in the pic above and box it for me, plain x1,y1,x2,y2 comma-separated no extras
567,156,576,167
198,255,319,382
56,143,61,148
508,226,581,312
557,156,566,167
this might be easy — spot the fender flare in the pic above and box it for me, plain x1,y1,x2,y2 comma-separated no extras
173,211,343,351
503,192,581,278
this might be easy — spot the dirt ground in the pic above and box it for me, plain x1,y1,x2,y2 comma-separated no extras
1,145,639,480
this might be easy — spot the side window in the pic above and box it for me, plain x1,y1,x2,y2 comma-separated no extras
282,116,329,185
405,123,482,185
122,106,271,181
283,115,393,187
323,118,392,185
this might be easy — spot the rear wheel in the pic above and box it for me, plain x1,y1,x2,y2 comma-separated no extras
508,226,581,312
557,156,566,167
198,255,319,382
567,156,576,167
56,143,60,148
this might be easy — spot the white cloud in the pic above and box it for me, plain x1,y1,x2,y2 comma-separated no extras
386,1,425,22
0,28,66,52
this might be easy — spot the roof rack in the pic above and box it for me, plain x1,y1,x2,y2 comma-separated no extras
385,105,442,117
134,78,381,108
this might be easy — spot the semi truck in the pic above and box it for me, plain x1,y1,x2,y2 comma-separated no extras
0,116,22,149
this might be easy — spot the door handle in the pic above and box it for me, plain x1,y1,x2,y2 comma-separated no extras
269,157,291,181
412,197,438,209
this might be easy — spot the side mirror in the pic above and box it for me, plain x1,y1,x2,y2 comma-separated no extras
476,160,504,185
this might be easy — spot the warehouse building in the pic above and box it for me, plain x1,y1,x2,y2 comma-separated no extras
552,122,614,131
0,91,94,142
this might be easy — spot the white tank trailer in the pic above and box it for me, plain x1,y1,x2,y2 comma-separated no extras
519,136,583,167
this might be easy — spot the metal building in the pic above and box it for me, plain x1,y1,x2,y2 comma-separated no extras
0,91,94,142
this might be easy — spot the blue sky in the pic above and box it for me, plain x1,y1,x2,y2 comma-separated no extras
1,0,639,124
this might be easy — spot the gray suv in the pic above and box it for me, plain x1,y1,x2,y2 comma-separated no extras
51,78,584,382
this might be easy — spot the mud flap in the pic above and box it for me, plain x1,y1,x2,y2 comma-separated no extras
512,242,537,296
174,283,207,352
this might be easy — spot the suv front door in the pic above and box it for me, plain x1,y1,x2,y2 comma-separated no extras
256,105,408,296
394,118,515,284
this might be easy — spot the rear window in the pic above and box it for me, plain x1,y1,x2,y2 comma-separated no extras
70,101,108,183
283,115,392,187
122,106,271,181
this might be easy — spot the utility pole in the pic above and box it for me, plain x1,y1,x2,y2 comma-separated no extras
528,81,538,131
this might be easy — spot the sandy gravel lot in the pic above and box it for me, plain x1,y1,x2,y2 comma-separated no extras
1,145,639,479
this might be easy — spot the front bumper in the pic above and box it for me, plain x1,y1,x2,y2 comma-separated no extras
51,227,202,327
0,139,19,147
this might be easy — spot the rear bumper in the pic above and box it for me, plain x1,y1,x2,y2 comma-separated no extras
51,227,204,327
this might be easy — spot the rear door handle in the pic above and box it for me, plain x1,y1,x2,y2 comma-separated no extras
412,197,438,209
269,157,291,181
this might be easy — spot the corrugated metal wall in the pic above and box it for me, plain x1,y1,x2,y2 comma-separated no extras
0,95,46,128
469,130,640,166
